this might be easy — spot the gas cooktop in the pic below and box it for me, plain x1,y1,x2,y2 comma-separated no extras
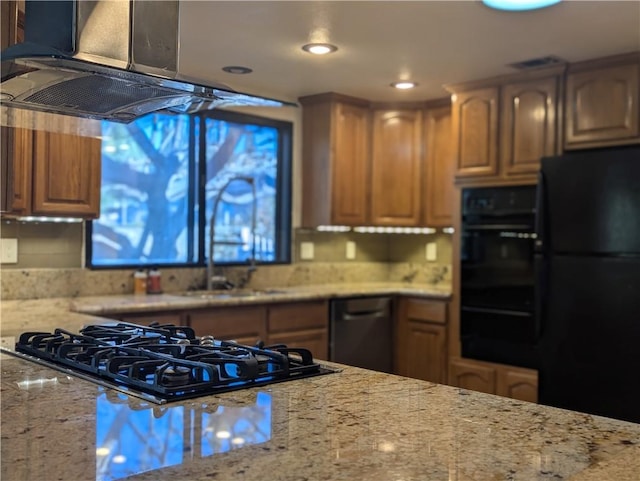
7,322,337,404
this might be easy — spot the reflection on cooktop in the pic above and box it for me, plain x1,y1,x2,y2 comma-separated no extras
96,390,272,481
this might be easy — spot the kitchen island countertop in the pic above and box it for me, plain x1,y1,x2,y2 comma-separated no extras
1,354,639,481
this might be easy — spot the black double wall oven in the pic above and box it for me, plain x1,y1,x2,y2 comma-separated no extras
460,185,538,369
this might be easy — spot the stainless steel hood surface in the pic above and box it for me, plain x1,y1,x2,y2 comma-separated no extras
0,0,294,122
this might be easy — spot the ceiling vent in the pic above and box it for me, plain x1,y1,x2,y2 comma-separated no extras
508,55,566,70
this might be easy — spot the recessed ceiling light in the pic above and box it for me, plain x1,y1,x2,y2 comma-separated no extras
302,43,338,55
222,66,253,74
482,0,562,11
391,81,418,90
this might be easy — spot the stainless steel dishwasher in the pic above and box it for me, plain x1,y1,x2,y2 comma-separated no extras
329,296,393,373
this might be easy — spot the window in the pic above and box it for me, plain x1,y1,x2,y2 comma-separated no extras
87,110,292,268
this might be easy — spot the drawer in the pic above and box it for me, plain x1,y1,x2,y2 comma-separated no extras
189,306,266,339
406,298,447,324
268,301,328,333
119,312,184,326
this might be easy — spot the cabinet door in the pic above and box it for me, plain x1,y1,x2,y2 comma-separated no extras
267,301,329,360
497,368,538,403
188,306,267,346
501,76,559,176
452,88,499,179
396,298,448,382
118,312,185,327
31,130,101,217
565,63,640,148
370,109,422,226
402,321,447,384
331,102,370,225
267,329,329,361
448,358,496,395
424,105,454,226
1,128,32,214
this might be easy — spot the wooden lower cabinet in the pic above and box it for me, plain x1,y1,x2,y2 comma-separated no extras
117,311,185,327
449,357,538,403
268,329,328,362
497,368,538,403
188,306,267,346
266,301,329,360
102,301,330,355
396,298,448,384
185,301,330,357
448,358,496,395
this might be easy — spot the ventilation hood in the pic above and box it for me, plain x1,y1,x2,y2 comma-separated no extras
0,0,295,123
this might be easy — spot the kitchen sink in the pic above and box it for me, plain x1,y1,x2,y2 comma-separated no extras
179,289,288,300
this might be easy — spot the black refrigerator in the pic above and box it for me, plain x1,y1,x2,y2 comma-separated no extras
536,145,640,424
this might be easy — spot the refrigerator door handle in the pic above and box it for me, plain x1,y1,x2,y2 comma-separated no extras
534,171,545,254
534,254,547,339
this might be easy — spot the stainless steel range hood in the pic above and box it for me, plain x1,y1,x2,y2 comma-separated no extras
0,0,294,123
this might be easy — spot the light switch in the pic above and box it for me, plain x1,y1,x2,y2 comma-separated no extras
346,241,356,260
425,242,437,262
300,242,315,260
1,238,18,264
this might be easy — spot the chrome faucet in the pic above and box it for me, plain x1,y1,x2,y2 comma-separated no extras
207,175,257,291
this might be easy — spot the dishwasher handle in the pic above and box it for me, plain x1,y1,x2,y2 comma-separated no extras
340,310,388,321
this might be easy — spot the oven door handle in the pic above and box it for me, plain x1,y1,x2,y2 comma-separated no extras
461,306,533,317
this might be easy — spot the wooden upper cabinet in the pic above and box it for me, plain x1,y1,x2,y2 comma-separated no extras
565,54,640,149
500,76,560,176
31,130,102,217
332,103,370,225
1,1,22,50
370,109,423,226
300,94,370,227
451,87,499,179
2,128,33,214
2,127,102,218
448,65,564,185
424,101,454,226
1,3,102,219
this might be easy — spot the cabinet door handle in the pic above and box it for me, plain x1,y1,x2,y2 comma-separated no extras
341,311,387,321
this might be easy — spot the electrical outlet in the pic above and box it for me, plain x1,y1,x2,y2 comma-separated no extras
425,242,437,262
300,242,315,260
1,238,18,264
346,241,356,260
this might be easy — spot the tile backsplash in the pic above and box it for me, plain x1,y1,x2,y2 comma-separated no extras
0,221,452,299
1,220,84,268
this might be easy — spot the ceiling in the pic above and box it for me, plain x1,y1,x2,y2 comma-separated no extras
177,1,640,104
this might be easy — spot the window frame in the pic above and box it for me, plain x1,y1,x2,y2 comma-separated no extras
86,109,293,270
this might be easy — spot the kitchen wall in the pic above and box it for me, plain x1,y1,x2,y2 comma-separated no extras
0,220,452,299
0,105,452,300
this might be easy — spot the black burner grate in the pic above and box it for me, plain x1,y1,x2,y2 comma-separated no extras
15,322,333,401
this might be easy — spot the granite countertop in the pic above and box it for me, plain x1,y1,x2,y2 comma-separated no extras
1,354,639,481
70,282,452,315
0,282,450,339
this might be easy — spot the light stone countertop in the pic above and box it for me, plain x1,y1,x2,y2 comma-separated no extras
0,282,450,339
70,282,452,315
1,354,639,481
